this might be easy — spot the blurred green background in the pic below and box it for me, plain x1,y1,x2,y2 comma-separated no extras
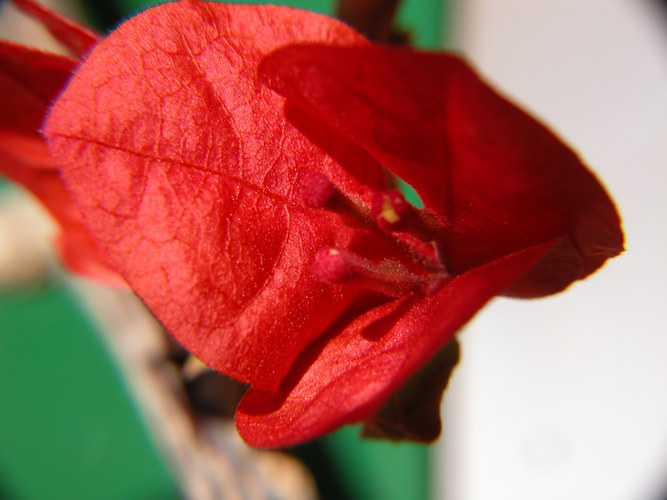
0,0,448,498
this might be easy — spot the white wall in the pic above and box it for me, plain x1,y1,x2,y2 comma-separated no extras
436,1,667,499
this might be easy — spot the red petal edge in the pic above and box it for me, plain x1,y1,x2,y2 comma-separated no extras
237,240,554,448
259,45,624,296
0,131,127,287
45,1,387,390
0,40,76,136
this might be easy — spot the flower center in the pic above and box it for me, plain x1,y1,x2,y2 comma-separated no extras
373,192,408,229
302,173,449,297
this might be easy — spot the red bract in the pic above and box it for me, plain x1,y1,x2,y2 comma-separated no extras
0,0,125,286
41,0,623,447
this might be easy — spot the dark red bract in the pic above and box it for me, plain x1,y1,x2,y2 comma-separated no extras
1,0,622,448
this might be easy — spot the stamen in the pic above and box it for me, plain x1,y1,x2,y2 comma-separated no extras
301,172,336,208
312,246,426,298
301,172,372,227
312,248,354,284
371,190,443,242
372,191,410,231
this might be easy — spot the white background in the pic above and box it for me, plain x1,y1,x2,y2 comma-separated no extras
436,1,667,499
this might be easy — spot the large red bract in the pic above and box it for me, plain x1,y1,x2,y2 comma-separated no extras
44,1,389,395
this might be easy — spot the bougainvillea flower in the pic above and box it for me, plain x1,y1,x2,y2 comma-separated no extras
0,0,125,286
36,0,623,447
